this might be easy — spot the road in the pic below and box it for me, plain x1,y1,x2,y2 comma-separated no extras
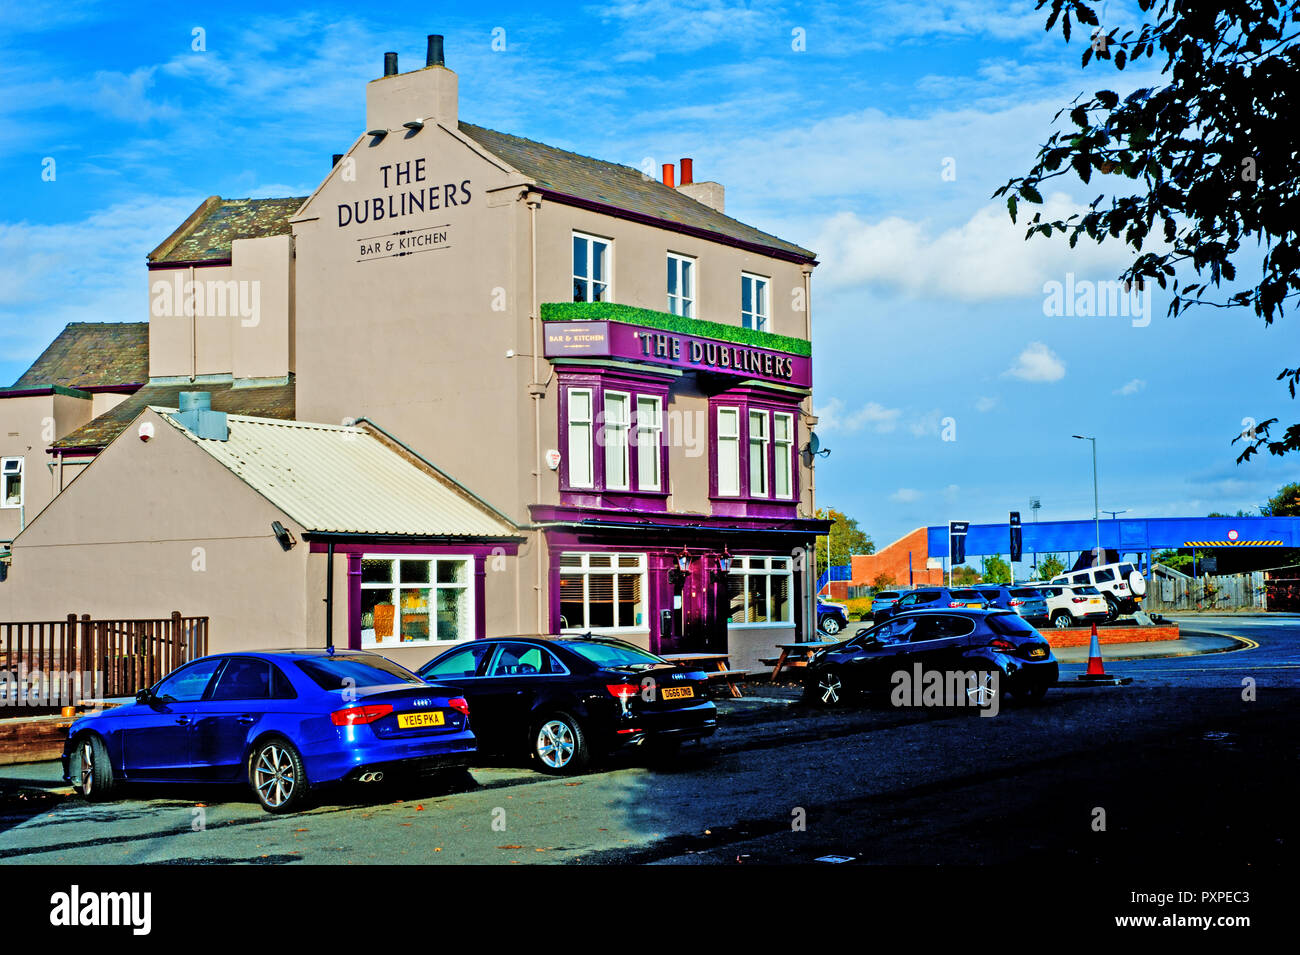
0,614,1296,865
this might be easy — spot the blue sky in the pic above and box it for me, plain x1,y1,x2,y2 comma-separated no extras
1,0,1296,557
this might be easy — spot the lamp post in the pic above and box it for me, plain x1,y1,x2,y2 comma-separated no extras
1073,435,1101,566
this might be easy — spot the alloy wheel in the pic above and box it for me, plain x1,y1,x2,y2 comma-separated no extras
816,672,843,705
254,745,296,809
822,617,841,635
79,740,94,796
536,720,576,769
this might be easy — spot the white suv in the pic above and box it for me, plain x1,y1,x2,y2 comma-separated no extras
1032,582,1110,629
1050,562,1147,620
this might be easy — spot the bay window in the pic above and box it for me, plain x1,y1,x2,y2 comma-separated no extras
573,232,611,302
727,556,793,626
774,412,794,499
667,253,695,317
711,399,799,502
359,556,472,647
559,552,647,631
636,395,662,491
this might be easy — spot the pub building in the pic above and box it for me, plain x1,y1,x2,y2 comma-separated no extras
0,34,829,673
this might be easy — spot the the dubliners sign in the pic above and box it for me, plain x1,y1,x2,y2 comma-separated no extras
544,321,811,388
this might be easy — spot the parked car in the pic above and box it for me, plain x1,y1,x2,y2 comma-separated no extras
1051,561,1148,620
62,649,475,813
417,635,717,775
869,590,905,618
974,585,1049,624
1031,582,1110,628
817,599,851,635
804,609,1058,706
873,586,990,623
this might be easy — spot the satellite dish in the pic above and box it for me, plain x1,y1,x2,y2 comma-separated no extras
808,432,821,454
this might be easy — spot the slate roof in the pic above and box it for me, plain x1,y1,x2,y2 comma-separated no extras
9,323,149,390
51,379,295,453
149,197,306,265
457,122,816,262
155,410,518,538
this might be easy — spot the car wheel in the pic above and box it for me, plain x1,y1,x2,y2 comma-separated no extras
808,668,847,706
1051,611,1073,629
820,616,842,635
73,733,115,801
532,713,589,775
249,737,308,813
965,669,1002,707
1103,594,1120,622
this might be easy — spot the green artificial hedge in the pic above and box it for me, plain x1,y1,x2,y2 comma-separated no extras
540,301,811,357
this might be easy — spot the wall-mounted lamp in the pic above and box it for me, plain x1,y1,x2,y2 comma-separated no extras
668,549,692,586
717,547,733,574
271,520,296,551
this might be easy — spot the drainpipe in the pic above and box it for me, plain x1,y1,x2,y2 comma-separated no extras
526,191,546,632
189,265,197,381
325,541,335,651
802,263,816,641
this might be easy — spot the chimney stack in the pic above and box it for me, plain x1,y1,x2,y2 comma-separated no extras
662,163,675,188
680,158,694,185
367,34,459,131
675,160,725,213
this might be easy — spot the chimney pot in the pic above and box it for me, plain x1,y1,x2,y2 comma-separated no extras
662,163,675,189
383,52,399,76
680,158,694,185
427,34,445,67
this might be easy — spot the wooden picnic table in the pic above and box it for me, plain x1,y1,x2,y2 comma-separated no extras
659,651,746,699
767,640,842,682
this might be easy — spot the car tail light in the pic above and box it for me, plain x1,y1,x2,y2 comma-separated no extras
948,601,963,608
1116,583,1127,591
1008,599,1024,606
988,638,1016,651
448,697,470,716
331,703,393,726
606,684,639,699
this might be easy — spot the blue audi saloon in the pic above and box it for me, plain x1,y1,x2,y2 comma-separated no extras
61,649,476,812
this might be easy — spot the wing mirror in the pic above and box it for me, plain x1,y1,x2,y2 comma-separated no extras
135,688,154,704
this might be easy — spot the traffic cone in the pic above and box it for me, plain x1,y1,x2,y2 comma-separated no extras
1077,623,1113,681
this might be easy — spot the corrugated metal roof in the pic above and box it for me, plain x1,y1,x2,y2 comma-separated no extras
154,409,517,538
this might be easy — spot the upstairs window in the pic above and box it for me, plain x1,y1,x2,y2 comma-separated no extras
636,395,663,491
1,458,22,509
602,391,630,491
741,273,769,330
667,253,695,317
573,232,611,302
567,389,594,488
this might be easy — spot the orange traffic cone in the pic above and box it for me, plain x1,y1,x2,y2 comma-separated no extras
1083,623,1107,677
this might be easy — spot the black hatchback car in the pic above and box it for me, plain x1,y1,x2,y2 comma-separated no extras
804,609,1058,706
873,586,990,623
417,635,717,775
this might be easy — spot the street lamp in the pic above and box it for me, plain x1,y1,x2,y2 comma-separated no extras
1073,435,1101,566
1103,509,1127,520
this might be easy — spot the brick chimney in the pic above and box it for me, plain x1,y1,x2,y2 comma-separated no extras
675,157,725,213
365,34,458,132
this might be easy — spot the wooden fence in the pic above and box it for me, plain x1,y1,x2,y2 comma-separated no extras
1143,571,1268,612
0,612,208,710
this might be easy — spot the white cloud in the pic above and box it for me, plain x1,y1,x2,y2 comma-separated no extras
1114,378,1146,396
974,396,999,412
815,397,902,434
1003,342,1065,382
891,488,922,503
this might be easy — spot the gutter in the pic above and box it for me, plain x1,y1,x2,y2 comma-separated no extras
349,416,520,531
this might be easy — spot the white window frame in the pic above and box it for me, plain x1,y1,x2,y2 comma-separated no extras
567,388,594,488
602,390,631,491
667,252,695,317
1,457,22,509
573,231,612,303
636,395,663,491
716,406,741,497
741,272,769,331
748,409,770,497
358,555,474,649
558,552,648,632
727,556,794,627
773,412,794,499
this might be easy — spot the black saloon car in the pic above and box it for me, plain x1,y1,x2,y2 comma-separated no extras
418,635,717,775
804,609,1058,706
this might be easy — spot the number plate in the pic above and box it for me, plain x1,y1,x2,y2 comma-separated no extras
1029,647,1047,658
660,686,694,700
397,711,446,729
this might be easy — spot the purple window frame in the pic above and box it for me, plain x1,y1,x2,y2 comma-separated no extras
557,370,671,502
708,392,801,505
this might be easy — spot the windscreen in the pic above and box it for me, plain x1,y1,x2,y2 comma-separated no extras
295,655,424,690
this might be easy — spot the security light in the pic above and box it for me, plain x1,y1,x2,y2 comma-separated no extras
271,521,296,551
403,119,426,131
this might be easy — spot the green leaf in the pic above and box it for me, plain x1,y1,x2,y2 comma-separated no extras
1007,195,1018,222
1021,184,1043,203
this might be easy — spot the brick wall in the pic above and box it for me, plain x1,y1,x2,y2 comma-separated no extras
850,527,944,589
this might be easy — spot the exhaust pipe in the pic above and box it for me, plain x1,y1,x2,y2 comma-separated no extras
358,771,386,783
